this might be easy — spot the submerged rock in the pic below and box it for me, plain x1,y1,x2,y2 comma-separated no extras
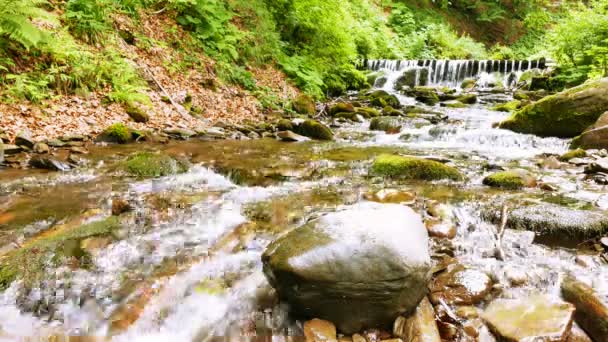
371,154,463,181
499,78,608,138
393,297,440,342
482,204,608,245
262,202,431,334
430,264,493,305
482,295,574,341
369,117,402,134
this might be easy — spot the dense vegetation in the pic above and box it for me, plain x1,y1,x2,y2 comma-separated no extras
0,0,606,105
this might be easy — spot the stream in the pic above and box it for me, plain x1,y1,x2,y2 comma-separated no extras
1,61,607,341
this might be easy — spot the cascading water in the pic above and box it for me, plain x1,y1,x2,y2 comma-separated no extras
367,58,547,90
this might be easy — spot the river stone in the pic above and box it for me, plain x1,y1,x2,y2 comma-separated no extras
163,128,196,140
15,130,35,148
277,130,310,142
393,297,441,342
561,275,608,342
574,125,608,150
482,204,608,245
29,156,72,171
369,117,402,133
584,157,608,174
482,295,575,341
395,68,429,90
262,202,432,334
33,142,49,154
1,144,21,155
304,319,337,342
429,264,493,305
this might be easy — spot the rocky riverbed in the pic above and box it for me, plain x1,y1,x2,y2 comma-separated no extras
1,71,607,341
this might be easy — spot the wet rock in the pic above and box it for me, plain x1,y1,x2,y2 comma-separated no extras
96,123,133,144
455,306,479,320
601,237,608,250
584,157,608,174
112,199,132,216
461,78,476,90
304,319,337,342
33,142,49,154
404,87,440,106
567,324,593,342
499,78,608,138
573,125,608,150
483,203,608,245
393,297,441,342
440,101,466,109
293,94,316,115
124,152,188,178
395,68,429,90
430,264,493,305
362,329,392,342
542,156,562,169
457,94,477,104
277,130,310,142
482,169,537,190
382,106,403,117
425,220,456,240
29,156,72,171
561,275,608,341
70,147,88,154
67,154,86,166
262,202,432,334
355,107,380,118
352,334,366,342
293,120,334,141
369,117,402,134
368,90,401,109
371,154,463,181
492,100,522,112
61,134,86,142
80,236,113,253
126,105,150,123
482,295,574,341
15,130,35,148
47,139,66,147
1,144,21,155
163,128,196,140
329,102,356,116
504,266,528,286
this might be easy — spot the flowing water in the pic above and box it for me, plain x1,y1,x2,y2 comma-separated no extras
1,63,607,341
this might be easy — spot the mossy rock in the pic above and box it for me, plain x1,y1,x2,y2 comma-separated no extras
0,217,121,290
457,94,477,104
499,78,608,138
482,170,536,190
366,71,386,87
334,112,361,122
329,102,355,116
382,106,402,116
276,119,294,132
371,154,463,181
559,149,587,162
461,79,477,90
404,87,440,106
369,117,402,134
292,94,316,115
369,90,400,108
492,100,522,112
513,91,530,101
355,107,380,118
441,101,467,109
125,152,188,178
97,123,132,144
294,120,333,141
126,105,150,123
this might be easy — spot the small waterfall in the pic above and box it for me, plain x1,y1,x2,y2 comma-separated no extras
366,58,546,90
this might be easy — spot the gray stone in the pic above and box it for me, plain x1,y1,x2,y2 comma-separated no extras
15,130,35,148
46,139,66,147
277,130,310,142
262,202,431,334
584,157,608,174
33,142,49,154
163,128,196,140
2,144,22,155
29,156,72,171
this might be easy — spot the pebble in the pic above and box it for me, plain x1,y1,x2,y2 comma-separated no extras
304,318,337,342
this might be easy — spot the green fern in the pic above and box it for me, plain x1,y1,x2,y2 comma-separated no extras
0,0,52,49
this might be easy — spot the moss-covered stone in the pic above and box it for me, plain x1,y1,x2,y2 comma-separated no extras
482,170,536,190
371,154,463,180
404,87,440,106
499,78,608,138
559,149,587,162
125,152,188,178
382,105,402,116
329,102,355,116
492,100,522,112
0,217,121,290
441,101,467,108
334,112,361,122
126,105,150,123
292,94,316,115
276,119,294,132
294,120,333,140
461,78,476,90
98,123,132,144
369,117,402,133
368,90,400,108
355,106,380,118
457,94,477,104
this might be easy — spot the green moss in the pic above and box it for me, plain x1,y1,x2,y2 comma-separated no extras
370,117,402,133
382,106,402,116
318,146,402,162
125,152,188,178
292,94,316,115
457,94,477,104
102,123,132,144
334,112,361,122
0,217,120,290
126,104,150,123
482,171,526,190
371,154,463,181
492,100,522,112
368,90,400,108
405,87,440,106
443,101,467,108
559,149,587,161
355,107,380,118
276,119,294,131
329,102,355,116
294,120,333,140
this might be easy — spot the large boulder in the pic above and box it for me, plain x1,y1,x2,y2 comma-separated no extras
371,154,463,181
293,120,333,141
368,90,401,109
482,203,608,246
571,112,608,149
262,203,432,334
499,78,608,138
292,94,316,115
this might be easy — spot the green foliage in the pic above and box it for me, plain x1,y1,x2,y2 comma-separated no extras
65,0,114,44
0,0,51,50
